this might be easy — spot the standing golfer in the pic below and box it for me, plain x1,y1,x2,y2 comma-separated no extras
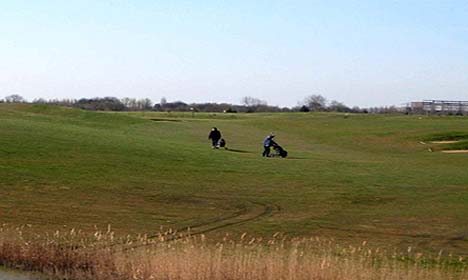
208,127,222,149
262,133,276,157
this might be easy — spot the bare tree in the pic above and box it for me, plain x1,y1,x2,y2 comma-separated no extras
121,98,138,110
328,100,350,112
303,95,327,111
121,97,131,108
137,98,153,110
160,97,167,107
75,97,124,111
5,94,26,103
241,96,267,107
32,98,47,104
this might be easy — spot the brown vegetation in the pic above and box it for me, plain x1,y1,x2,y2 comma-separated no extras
0,226,466,280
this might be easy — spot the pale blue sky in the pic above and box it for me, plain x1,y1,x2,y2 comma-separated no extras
1,1,467,107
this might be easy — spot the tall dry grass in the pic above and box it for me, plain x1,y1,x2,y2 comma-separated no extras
0,225,466,280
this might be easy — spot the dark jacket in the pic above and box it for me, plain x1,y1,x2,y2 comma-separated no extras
209,129,221,140
263,136,276,147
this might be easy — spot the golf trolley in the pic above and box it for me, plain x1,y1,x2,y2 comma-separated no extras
271,143,288,158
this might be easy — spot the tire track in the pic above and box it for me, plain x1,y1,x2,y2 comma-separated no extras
124,198,280,250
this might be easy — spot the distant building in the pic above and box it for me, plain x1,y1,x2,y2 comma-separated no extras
409,100,468,115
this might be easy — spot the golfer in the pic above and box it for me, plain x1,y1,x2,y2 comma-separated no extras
262,133,277,157
208,127,222,149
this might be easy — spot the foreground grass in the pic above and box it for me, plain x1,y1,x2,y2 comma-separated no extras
0,227,466,280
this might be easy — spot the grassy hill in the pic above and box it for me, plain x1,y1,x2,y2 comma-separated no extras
1,103,467,255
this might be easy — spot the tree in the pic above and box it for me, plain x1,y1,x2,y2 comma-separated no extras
5,94,26,103
299,105,310,112
136,98,153,110
121,97,131,108
303,95,327,111
224,106,237,113
328,100,350,112
241,96,267,107
121,98,138,110
142,98,153,110
32,98,47,104
75,97,124,111
160,97,167,107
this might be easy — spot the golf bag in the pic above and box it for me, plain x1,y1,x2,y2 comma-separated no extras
273,144,288,158
218,138,227,149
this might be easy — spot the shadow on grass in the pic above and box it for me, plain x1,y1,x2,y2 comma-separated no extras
150,118,183,122
285,156,308,160
224,149,307,159
225,148,251,154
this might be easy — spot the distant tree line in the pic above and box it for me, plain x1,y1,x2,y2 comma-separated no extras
295,95,402,114
1,94,404,114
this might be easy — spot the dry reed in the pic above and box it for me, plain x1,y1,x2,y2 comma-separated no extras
0,225,466,280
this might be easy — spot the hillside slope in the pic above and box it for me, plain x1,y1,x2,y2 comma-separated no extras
1,104,467,254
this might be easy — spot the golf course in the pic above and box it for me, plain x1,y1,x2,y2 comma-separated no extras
1,103,467,257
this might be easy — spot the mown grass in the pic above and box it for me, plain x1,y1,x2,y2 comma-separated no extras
1,103,468,258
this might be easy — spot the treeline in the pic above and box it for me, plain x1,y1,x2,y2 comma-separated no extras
0,94,403,114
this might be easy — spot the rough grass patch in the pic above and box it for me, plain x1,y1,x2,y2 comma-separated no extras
0,226,466,280
443,140,468,151
424,132,468,142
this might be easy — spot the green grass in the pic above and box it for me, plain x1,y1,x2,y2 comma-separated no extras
1,104,468,256
424,131,468,141
444,140,468,150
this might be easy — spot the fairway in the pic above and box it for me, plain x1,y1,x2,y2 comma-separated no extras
1,104,467,255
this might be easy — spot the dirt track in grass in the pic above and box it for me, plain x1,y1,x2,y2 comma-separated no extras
126,197,281,250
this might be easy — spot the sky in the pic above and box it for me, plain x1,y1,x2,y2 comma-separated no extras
1,1,467,107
